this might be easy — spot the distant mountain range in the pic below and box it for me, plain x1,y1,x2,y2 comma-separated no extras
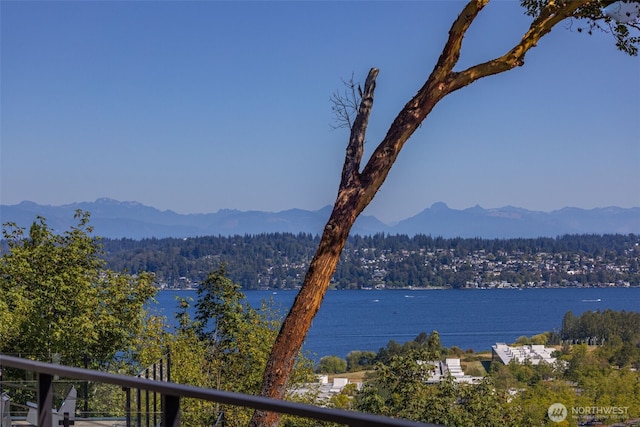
1,198,639,239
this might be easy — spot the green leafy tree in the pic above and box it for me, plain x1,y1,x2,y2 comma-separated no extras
0,211,157,368
427,376,516,427
354,349,436,420
316,356,347,374
168,267,315,427
375,331,443,365
345,350,376,372
356,350,516,426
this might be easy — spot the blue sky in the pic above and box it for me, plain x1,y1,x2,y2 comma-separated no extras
2,1,639,223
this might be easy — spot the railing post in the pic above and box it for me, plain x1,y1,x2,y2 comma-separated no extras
83,354,89,417
136,388,141,427
158,359,164,426
166,350,171,382
37,373,54,427
162,395,179,427
145,369,150,427
123,387,131,427
153,364,157,427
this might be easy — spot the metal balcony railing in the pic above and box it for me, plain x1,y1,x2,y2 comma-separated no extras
0,354,441,427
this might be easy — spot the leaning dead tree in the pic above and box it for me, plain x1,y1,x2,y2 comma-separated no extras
249,1,638,426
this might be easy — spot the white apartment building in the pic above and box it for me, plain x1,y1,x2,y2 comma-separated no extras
492,343,556,365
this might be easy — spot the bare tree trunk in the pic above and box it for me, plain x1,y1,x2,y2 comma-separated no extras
248,208,354,426
250,1,588,426
249,68,379,427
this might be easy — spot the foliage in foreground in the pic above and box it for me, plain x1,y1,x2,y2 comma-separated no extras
351,333,517,426
166,266,315,426
0,211,160,368
0,212,168,417
352,321,640,426
0,213,317,424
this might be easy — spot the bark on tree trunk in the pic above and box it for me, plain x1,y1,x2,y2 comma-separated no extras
248,68,379,427
249,199,360,427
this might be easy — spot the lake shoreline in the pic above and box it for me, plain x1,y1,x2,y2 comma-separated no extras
153,288,640,360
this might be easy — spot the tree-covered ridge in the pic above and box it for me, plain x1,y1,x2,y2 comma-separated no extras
100,233,640,290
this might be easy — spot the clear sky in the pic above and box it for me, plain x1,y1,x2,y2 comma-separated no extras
2,1,639,223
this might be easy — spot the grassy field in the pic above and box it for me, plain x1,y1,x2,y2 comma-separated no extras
328,371,369,383
460,350,493,376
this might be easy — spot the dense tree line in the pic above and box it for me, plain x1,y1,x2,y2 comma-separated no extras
100,233,640,289
562,309,640,344
561,309,640,367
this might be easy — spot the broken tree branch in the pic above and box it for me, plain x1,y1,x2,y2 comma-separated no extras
340,67,379,190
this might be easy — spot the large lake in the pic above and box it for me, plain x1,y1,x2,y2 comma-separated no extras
152,287,640,360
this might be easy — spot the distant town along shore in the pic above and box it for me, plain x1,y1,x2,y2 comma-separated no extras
101,233,640,290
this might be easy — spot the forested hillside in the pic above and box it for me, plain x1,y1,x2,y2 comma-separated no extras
101,233,640,290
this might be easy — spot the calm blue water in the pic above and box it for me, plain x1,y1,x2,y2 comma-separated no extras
151,288,640,360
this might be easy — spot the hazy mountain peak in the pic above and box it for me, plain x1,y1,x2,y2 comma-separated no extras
1,199,638,240
94,197,142,207
430,202,449,210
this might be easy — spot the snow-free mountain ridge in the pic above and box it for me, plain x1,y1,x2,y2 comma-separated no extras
1,198,638,240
